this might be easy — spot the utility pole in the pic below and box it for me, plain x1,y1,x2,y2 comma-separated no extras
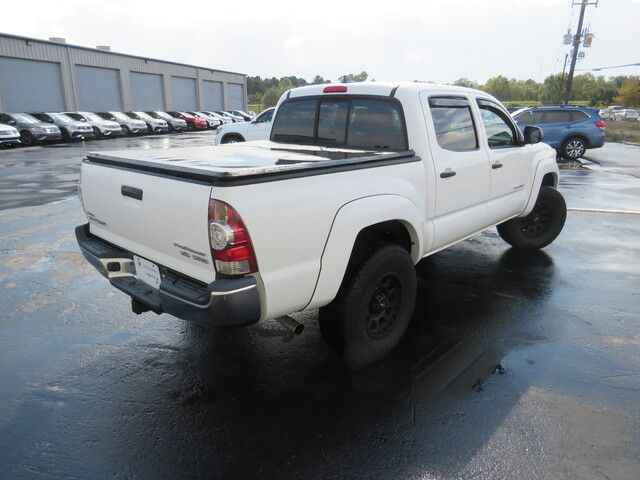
564,0,598,104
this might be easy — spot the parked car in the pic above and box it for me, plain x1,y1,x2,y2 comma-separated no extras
126,112,169,134
186,111,221,130
76,81,564,368
222,111,245,122
96,112,147,136
598,105,623,120
64,112,122,138
167,111,208,131
512,105,605,160
214,111,241,123
146,111,188,132
612,108,639,121
229,110,255,121
203,111,233,125
0,112,61,145
214,107,275,144
30,112,94,142
0,123,21,147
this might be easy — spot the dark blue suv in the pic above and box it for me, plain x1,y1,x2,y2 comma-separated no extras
512,105,605,160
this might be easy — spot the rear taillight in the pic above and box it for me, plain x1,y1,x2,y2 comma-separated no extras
595,121,606,128
208,199,257,276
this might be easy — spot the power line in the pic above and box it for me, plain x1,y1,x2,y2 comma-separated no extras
576,62,640,71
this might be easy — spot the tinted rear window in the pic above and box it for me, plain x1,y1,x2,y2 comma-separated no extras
271,97,407,150
271,99,317,143
541,110,573,123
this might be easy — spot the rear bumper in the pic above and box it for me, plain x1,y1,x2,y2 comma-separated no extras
75,224,261,328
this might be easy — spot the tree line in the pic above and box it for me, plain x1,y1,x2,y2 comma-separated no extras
248,71,640,109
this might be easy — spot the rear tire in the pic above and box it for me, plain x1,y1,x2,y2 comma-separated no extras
319,244,417,369
497,186,566,250
561,136,586,160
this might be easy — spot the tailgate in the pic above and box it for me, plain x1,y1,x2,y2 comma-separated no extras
81,161,215,283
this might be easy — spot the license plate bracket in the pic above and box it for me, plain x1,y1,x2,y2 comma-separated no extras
133,255,161,289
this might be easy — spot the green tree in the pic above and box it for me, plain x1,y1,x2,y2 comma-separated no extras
312,75,329,84
452,78,479,89
339,71,369,83
614,78,640,107
483,75,512,101
538,74,564,104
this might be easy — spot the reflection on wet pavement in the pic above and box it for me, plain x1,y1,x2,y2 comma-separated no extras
0,140,639,478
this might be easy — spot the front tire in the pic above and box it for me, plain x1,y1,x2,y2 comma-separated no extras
497,186,566,250
20,130,35,146
319,244,417,369
561,136,586,160
221,134,244,144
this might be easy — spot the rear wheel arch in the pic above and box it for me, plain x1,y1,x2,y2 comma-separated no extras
306,195,424,310
541,172,558,188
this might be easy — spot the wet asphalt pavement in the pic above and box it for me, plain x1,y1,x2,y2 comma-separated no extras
0,135,639,479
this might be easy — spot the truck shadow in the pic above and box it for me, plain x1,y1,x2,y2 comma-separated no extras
130,242,559,478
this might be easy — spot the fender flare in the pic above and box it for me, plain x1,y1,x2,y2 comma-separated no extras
305,194,425,310
521,158,559,216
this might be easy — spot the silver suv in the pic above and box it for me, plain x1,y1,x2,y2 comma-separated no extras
96,112,147,136
31,112,94,141
64,112,122,138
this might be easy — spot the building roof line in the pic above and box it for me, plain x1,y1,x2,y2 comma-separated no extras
0,31,247,77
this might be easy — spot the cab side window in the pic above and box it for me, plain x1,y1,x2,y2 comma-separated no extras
477,101,518,148
428,97,478,152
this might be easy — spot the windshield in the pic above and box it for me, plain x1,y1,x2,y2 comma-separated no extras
110,112,129,121
49,113,75,124
11,113,40,124
134,112,153,121
82,112,103,122
150,111,167,119
179,112,191,117
271,97,407,150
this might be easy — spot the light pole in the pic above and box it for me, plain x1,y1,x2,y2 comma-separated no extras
564,0,598,105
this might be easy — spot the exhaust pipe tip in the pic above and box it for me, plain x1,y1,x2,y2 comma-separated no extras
275,315,304,335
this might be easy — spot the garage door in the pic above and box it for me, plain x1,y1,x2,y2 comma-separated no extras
76,65,121,111
171,76,196,111
202,80,223,111
130,72,164,111
0,57,64,112
228,83,245,110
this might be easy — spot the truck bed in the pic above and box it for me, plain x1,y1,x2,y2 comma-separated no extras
85,141,418,186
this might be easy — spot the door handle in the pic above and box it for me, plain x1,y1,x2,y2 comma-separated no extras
440,170,456,178
121,185,143,200
492,162,503,169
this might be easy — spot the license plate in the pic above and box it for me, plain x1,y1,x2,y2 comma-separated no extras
133,255,161,289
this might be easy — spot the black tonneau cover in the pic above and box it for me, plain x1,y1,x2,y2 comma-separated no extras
85,141,418,186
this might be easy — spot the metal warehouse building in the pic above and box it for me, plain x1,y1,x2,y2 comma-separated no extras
0,32,247,113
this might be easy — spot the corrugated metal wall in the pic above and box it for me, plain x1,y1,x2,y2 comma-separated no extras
202,80,224,110
0,57,64,112
171,76,197,111
0,33,246,112
228,83,245,110
76,65,121,111
130,72,164,111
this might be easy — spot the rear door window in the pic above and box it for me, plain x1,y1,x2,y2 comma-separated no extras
541,110,573,123
428,97,478,151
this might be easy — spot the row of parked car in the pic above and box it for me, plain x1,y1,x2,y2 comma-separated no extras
598,105,639,121
0,109,256,147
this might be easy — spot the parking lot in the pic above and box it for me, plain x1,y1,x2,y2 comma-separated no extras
0,136,639,478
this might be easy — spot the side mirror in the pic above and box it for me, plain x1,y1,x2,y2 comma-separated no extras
524,125,543,144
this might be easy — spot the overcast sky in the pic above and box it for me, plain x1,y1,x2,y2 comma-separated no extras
2,0,639,83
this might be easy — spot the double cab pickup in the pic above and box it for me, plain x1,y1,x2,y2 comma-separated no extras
76,82,566,368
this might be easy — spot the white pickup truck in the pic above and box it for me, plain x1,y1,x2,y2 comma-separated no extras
76,82,566,368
